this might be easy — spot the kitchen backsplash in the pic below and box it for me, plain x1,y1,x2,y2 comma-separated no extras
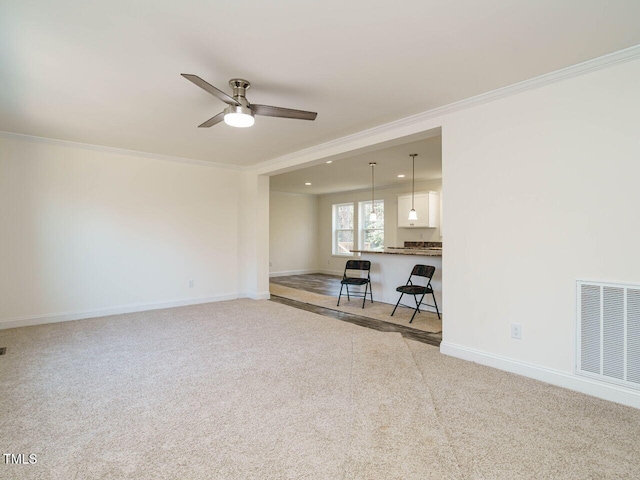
404,241,442,248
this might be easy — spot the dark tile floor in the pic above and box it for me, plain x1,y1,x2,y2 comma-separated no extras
270,273,342,296
269,273,441,346
270,295,442,347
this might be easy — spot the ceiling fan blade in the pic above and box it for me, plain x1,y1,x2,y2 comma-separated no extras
198,112,225,128
181,74,239,106
251,104,317,121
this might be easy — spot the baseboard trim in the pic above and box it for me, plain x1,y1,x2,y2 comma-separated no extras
269,269,345,278
440,342,640,409
269,269,318,278
238,291,271,300
0,294,239,330
317,269,343,276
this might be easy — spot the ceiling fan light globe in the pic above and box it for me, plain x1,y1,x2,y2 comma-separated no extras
408,209,418,221
223,105,255,128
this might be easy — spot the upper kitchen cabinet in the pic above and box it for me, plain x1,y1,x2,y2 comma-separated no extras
397,191,439,228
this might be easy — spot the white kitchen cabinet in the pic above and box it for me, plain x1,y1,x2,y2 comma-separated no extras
397,191,439,228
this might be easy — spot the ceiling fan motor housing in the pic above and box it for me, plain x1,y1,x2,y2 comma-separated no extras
229,79,251,105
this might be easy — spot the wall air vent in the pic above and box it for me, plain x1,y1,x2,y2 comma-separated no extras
577,280,640,390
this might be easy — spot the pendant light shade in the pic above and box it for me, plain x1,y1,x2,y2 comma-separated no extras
408,153,418,221
369,162,377,221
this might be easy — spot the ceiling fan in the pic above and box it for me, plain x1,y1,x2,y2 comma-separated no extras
181,74,318,128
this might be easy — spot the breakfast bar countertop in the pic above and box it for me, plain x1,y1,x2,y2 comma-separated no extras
350,247,442,257
348,247,443,311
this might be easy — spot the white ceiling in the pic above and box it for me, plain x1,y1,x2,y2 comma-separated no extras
2,1,640,168
270,135,442,195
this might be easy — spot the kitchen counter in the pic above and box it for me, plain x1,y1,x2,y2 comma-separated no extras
350,247,442,257
350,249,442,313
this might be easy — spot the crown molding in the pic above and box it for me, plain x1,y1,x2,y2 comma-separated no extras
0,130,246,171
3,44,639,174
270,190,320,198
252,43,640,175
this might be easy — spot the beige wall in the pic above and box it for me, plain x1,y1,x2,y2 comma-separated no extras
440,56,640,405
4,50,640,406
317,180,442,274
239,173,271,299
0,135,243,327
269,191,319,276
257,53,640,406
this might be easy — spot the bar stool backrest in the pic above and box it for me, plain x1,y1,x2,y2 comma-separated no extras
411,264,435,280
344,260,371,279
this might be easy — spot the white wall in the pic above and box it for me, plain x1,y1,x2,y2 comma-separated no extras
317,180,442,275
238,173,271,299
441,56,640,405
0,135,242,327
10,47,636,406
269,191,319,276
255,51,640,406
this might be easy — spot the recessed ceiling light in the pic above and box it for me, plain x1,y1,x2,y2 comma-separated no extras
326,160,333,164
305,182,312,186
397,174,406,178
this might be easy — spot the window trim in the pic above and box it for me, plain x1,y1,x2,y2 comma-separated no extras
332,202,355,256
358,199,384,251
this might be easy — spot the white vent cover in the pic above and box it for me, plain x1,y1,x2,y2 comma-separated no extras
577,280,640,390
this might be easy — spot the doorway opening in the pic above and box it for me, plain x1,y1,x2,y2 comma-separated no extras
267,127,443,343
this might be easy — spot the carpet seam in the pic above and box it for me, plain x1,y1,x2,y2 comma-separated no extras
404,337,470,480
342,334,356,480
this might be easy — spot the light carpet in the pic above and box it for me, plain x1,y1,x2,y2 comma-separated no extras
2,299,640,479
0,300,454,479
407,342,640,479
270,283,442,334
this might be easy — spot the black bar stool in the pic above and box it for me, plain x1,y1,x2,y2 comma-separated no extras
391,264,440,323
337,260,373,308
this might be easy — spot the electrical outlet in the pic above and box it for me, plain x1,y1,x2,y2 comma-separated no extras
511,323,522,340
269,261,272,267
188,279,194,288
327,259,331,265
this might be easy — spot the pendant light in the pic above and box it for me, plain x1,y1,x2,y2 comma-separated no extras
369,162,377,222
408,154,418,221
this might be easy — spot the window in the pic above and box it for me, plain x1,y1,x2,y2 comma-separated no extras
332,203,354,255
359,200,384,251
